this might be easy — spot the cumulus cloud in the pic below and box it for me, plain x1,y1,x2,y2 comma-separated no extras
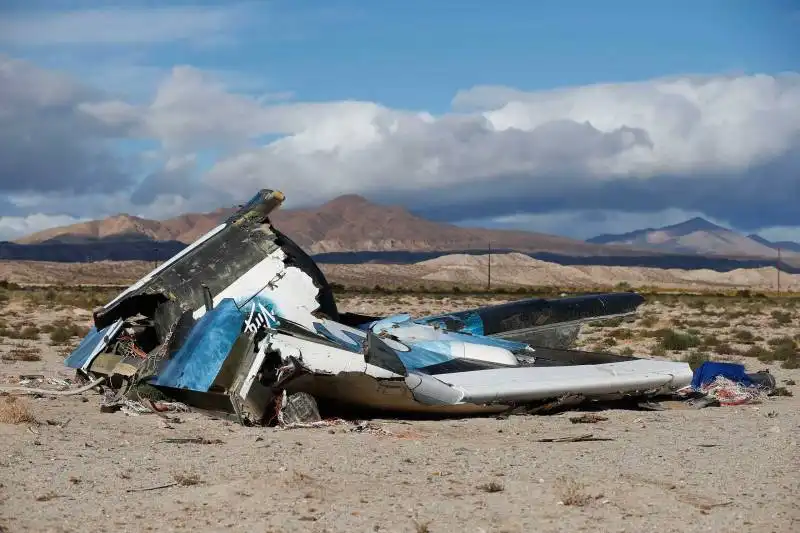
0,214,88,241
0,55,134,196
2,55,799,241
187,70,799,229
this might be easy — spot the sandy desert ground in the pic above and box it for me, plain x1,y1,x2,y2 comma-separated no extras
1,289,799,533
2,253,797,292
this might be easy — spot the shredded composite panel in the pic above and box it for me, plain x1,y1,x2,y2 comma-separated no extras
64,189,694,424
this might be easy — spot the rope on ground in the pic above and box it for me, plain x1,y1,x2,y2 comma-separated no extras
0,377,107,396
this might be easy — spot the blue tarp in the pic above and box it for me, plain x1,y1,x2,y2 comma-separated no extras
691,361,753,389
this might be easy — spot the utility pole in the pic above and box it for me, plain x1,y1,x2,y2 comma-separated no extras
777,247,781,293
487,241,492,292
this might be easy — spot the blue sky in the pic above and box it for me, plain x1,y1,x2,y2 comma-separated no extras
0,0,798,241
5,0,797,106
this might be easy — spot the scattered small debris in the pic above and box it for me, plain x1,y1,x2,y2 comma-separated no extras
536,434,614,443
158,437,224,445
45,418,71,428
126,482,178,493
569,413,609,424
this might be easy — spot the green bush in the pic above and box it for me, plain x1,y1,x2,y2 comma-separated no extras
659,330,701,351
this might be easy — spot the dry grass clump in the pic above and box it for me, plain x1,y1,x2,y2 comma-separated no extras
770,310,793,325
0,396,36,424
682,350,710,370
1,345,42,362
6,325,40,340
555,476,593,507
46,318,90,345
173,472,201,486
477,481,505,493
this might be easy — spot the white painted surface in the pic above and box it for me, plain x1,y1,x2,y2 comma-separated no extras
192,249,287,320
436,359,694,403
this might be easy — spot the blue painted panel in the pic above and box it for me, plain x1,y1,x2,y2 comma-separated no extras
313,322,364,352
151,298,245,392
64,323,116,369
396,341,453,369
439,330,530,352
415,311,485,336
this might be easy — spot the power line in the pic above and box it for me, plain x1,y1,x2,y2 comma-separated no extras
487,241,492,291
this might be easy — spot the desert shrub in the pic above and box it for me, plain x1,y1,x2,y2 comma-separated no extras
742,345,770,359
659,330,701,351
47,319,89,345
733,329,755,343
770,310,792,325
589,317,624,328
641,328,672,338
682,350,709,370
701,335,720,347
638,315,657,328
687,299,707,310
608,328,633,339
770,342,796,362
713,342,737,355
619,347,635,356
767,336,795,348
782,354,799,369
8,326,40,340
650,344,667,357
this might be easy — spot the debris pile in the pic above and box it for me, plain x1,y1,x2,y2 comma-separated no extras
676,362,780,408
41,189,700,425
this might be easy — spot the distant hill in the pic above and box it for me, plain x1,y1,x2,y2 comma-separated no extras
16,194,643,257
16,208,236,245
587,217,793,258
748,234,800,254
7,197,799,272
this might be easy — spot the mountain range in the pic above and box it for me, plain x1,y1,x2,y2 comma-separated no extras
13,195,636,256
587,217,798,258
3,196,799,271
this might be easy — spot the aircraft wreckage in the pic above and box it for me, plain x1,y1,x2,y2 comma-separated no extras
64,189,694,424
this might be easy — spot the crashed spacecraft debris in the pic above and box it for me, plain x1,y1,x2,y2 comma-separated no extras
64,189,694,425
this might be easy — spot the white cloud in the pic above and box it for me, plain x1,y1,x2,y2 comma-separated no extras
0,214,88,241
0,5,248,46
458,74,800,176
2,55,800,240
758,226,800,244
0,55,134,195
